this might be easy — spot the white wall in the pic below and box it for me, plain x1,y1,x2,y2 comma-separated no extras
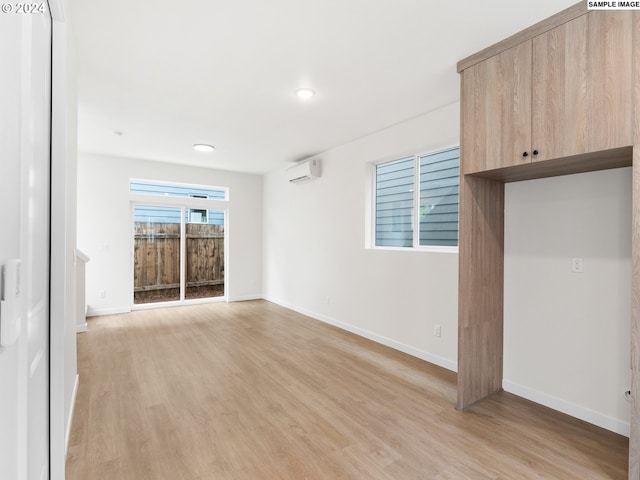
263,102,460,371
63,17,79,452
504,168,632,435
50,1,79,477
77,153,263,314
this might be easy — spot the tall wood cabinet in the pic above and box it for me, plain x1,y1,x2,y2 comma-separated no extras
457,4,639,479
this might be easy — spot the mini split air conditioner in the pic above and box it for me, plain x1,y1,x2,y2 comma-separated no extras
287,158,321,183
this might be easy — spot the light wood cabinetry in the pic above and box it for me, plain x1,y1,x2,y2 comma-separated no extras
532,11,633,162
457,176,504,409
457,3,637,479
461,9,633,174
461,43,531,174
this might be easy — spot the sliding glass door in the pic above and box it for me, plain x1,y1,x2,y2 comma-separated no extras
133,205,225,305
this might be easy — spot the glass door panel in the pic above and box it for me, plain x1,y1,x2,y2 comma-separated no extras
185,210,225,300
133,205,182,304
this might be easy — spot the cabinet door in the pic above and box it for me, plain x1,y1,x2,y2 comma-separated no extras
532,11,632,162
461,41,532,174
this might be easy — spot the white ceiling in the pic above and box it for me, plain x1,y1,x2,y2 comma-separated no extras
72,0,578,174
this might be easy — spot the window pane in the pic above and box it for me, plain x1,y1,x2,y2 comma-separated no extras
133,206,181,304
133,205,181,224
419,147,459,247
185,210,225,300
130,180,227,200
375,157,414,247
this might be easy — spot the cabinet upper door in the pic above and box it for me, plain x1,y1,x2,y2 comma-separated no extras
461,41,532,174
532,11,632,162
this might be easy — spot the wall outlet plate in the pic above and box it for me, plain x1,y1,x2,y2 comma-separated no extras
571,258,584,273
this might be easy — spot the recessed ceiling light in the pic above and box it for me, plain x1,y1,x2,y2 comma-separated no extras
193,144,215,153
295,88,316,100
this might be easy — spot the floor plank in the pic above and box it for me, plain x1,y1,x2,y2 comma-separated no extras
66,300,628,479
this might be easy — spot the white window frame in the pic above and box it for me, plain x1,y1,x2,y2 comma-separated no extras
369,146,459,253
129,179,229,309
129,177,229,201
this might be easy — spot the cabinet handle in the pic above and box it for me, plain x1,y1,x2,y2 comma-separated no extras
522,152,529,157
533,150,539,156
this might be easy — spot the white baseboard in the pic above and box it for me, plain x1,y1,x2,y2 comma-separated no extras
65,374,79,457
76,323,87,333
264,296,457,373
86,306,131,317
503,379,630,437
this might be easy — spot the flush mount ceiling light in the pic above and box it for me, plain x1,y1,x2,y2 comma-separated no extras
193,144,215,153
295,88,316,100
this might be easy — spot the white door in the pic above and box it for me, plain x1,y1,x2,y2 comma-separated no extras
0,6,52,480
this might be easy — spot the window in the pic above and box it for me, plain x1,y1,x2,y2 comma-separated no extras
130,180,226,225
374,147,459,248
375,156,415,247
130,180,227,201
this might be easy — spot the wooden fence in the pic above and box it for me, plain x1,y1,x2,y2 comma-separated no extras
134,223,224,303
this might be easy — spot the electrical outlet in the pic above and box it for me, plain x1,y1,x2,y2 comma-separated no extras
325,296,330,305
571,258,584,273
434,325,442,338
99,290,106,298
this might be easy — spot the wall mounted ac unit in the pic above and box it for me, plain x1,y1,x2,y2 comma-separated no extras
287,158,321,183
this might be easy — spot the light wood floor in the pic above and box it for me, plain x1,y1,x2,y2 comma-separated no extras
66,300,628,479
